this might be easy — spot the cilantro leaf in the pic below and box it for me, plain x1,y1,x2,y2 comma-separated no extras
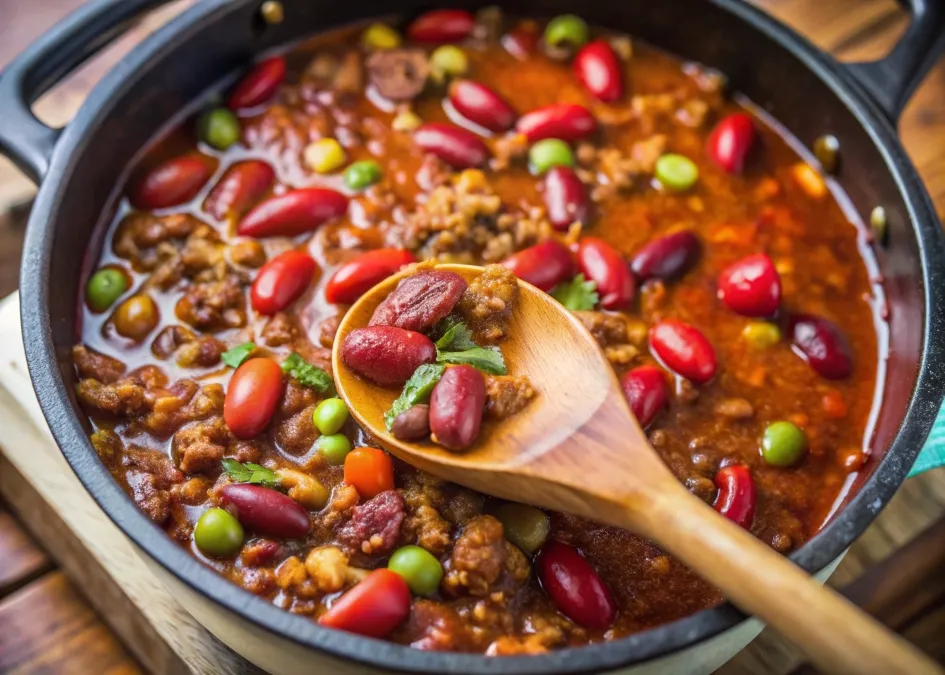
281,352,333,392
384,363,445,430
437,346,507,375
221,342,256,368
221,458,283,489
551,274,599,311
435,320,477,351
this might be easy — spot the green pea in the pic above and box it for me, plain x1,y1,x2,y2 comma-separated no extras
194,508,244,558
655,153,699,192
494,503,549,554
313,398,349,435
344,160,382,191
742,322,781,350
388,545,443,596
317,433,352,466
86,268,128,312
544,14,589,49
761,421,807,467
198,108,242,151
529,139,574,175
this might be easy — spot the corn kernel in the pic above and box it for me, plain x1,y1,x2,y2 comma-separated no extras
304,138,346,174
392,109,422,132
430,45,469,83
362,23,401,50
791,162,827,199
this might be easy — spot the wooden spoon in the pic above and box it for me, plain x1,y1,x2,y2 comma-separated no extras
332,263,941,675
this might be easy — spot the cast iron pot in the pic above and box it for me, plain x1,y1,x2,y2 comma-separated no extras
2,0,945,673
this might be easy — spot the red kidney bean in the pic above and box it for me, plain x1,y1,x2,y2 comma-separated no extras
341,326,437,387
630,231,701,282
516,104,597,143
577,238,635,310
219,483,310,539
318,569,411,637
413,123,489,169
717,253,781,317
129,154,216,210
621,365,669,429
536,541,616,630
227,56,286,110
706,112,756,174
544,166,589,231
574,40,624,102
391,404,431,441
712,465,756,529
788,314,853,380
250,250,316,315
203,160,275,220
429,365,486,451
501,240,575,292
325,249,416,305
448,80,517,132
369,270,467,333
237,187,348,238
649,319,717,384
406,9,475,43
223,358,283,439
502,23,539,59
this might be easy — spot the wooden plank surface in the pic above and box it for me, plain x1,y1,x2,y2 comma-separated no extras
0,508,51,598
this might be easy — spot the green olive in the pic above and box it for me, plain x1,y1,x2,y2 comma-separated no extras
761,421,807,467
742,322,781,350
388,545,443,596
344,160,382,191
198,108,242,151
316,433,352,466
544,14,589,49
529,139,574,175
494,503,550,554
312,398,349,435
113,294,159,341
194,507,244,558
87,268,128,312
655,153,699,192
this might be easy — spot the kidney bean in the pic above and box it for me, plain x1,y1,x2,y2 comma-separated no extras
369,270,467,333
544,166,589,231
203,160,275,220
406,9,475,43
129,154,216,210
516,104,597,143
413,123,489,169
318,569,411,637
577,238,635,310
219,483,310,539
391,404,431,441
325,249,416,305
717,253,781,317
501,240,575,292
712,465,756,529
448,80,517,132
649,319,717,384
227,56,286,110
536,541,616,630
502,23,540,59
788,314,853,380
342,326,437,387
237,187,348,238
250,250,316,315
429,365,486,451
706,112,756,174
574,40,623,102
630,231,700,282
224,358,283,439
621,365,669,429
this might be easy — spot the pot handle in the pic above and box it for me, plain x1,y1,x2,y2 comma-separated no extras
0,0,174,184
845,0,945,123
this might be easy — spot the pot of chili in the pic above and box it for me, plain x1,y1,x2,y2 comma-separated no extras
1,0,944,673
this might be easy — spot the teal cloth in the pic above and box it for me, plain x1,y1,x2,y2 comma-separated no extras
910,403,945,477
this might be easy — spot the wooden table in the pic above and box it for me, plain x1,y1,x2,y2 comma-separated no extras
0,1,943,673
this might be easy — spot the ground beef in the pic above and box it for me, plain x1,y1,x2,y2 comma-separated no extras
151,325,225,367
574,310,645,366
457,264,518,344
176,273,246,331
76,378,148,417
484,375,535,419
403,504,452,555
73,345,126,383
229,239,267,268
415,155,453,191
142,379,200,436
442,515,530,598
279,380,317,417
186,384,225,420
262,312,298,347
715,398,754,420
337,490,406,555
393,600,465,651
318,315,341,348
274,404,318,455
367,49,429,101
112,212,198,271
173,416,232,474
484,614,570,655
120,448,182,524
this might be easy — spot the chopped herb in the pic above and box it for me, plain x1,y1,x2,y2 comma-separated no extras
437,346,507,375
221,458,283,489
435,320,477,351
551,274,599,311
221,342,256,368
281,352,333,392
384,363,445,430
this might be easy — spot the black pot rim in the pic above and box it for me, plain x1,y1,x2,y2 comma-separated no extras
18,0,945,673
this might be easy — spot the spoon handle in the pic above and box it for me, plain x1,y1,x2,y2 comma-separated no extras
631,485,942,675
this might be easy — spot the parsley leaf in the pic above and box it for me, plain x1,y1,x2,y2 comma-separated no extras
281,352,333,392
384,363,445,430
437,346,507,375
221,342,256,369
221,458,283,489
435,320,477,351
551,274,599,311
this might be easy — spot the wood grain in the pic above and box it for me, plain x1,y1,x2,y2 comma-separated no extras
0,508,50,598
